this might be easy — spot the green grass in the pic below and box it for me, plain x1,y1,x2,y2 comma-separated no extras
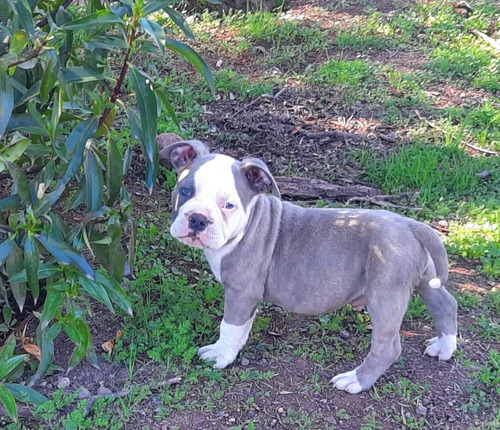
310,59,374,87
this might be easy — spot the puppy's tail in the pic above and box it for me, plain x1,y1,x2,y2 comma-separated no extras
410,222,449,289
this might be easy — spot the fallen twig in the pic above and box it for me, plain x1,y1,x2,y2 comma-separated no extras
476,168,498,178
465,143,499,155
298,129,398,143
346,196,422,211
469,28,500,53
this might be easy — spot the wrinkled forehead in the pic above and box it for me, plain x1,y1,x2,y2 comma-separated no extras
191,154,238,196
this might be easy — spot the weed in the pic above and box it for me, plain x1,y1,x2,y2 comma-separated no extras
310,59,374,87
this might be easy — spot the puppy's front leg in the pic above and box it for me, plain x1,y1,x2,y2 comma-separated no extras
198,289,260,369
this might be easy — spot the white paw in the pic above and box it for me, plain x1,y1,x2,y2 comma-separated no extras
331,369,363,394
198,341,238,369
425,334,457,361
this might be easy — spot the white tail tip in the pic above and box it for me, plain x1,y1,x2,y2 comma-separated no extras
429,278,441,289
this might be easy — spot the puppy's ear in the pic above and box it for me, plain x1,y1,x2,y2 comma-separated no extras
241,158,280,198
158,136,210,173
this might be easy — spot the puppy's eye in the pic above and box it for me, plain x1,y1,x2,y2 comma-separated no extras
180,187,192,197
225,202,235,209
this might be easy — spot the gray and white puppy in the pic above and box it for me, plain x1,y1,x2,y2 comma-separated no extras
160,138,458,394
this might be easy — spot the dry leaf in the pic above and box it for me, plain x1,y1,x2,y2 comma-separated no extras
22,343,42,361
101,339,115,355
116,330,123,339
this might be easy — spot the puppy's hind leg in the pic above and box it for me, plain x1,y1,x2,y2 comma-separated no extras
332,282,411,393
417,281,458,361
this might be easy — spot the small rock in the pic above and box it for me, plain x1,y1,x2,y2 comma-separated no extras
277,407,284,414
438,220,449,228
325,416,337,425
78,388,91,399
241,357,250,366
228,417,236,423
416,403,427,416
271,419,277,427
97,387,112,396
339,330,349,339
57,377,71,389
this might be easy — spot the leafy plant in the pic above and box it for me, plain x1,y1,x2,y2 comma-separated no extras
0,0,213,398
0,335,48,422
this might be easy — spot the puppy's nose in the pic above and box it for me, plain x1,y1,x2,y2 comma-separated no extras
188,213,209,232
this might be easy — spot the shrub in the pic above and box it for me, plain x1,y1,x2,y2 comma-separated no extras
0,0,213,421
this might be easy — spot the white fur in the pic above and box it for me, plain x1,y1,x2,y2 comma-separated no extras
425,333,457,360
198,315,255,368
428,278,441,289
170,155,249,250
331,369,363,394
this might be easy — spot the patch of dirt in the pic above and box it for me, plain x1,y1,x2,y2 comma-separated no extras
200,86,398,182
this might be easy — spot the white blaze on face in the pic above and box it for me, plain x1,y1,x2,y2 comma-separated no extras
170,155,248,250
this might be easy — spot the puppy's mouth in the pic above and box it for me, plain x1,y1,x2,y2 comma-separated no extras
177,233,207,248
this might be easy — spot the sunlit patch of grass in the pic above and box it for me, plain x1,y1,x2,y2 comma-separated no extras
445,207,500,276
309,59,373,87
214,68,277,97
364,142,496,204
335,11,420,49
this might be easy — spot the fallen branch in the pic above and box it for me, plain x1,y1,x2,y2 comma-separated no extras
298,129,398,143
275,176,381,201
465,143,499,155
469,28,500,54
346,196,422,211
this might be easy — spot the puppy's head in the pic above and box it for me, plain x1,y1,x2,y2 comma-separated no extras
159,138,279,250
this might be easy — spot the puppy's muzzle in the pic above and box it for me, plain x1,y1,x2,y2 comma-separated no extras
188,213,209,233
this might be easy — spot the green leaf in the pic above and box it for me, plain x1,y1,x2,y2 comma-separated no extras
130,68,158,194
13,81,41,108
5,161,31,203
0,194,21,212
84,35,129,51
36,234,95,280
106,139,122,206
62,10,123,31
165,38,214,93
96,272,132,316
144,0,177,15
24,234,40,304
4,383,48,405
0,240,13,266
164,6,194,40
0,67,14,138
0,383,18,422
28,322,62,387
155,89,179,126
139,18,166,55
63,316,91,372
40,50,59,105
60,117,98,186
84,149,103,212
10,29,29,56
0,335,16,362
0,355,26,380
40,286,64,330
8,0,35,36
77,275,114,313
50,88,62,138
60,67,105,83
5,243,26,312
0,133,30,171
9,263,61,283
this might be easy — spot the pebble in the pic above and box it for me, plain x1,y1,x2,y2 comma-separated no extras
277,407,284,414
340,330,349,339
97,386,112,396
78,388,91,399
416,403,427,416
228,417,236,423
57,377,71,389
241,357,250,366
271,419,277,427
325,416,337,425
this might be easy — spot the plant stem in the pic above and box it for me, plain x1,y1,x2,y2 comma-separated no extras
99,25,138,128
36,0,75,28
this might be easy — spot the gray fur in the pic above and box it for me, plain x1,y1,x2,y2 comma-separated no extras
219,195,458,390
